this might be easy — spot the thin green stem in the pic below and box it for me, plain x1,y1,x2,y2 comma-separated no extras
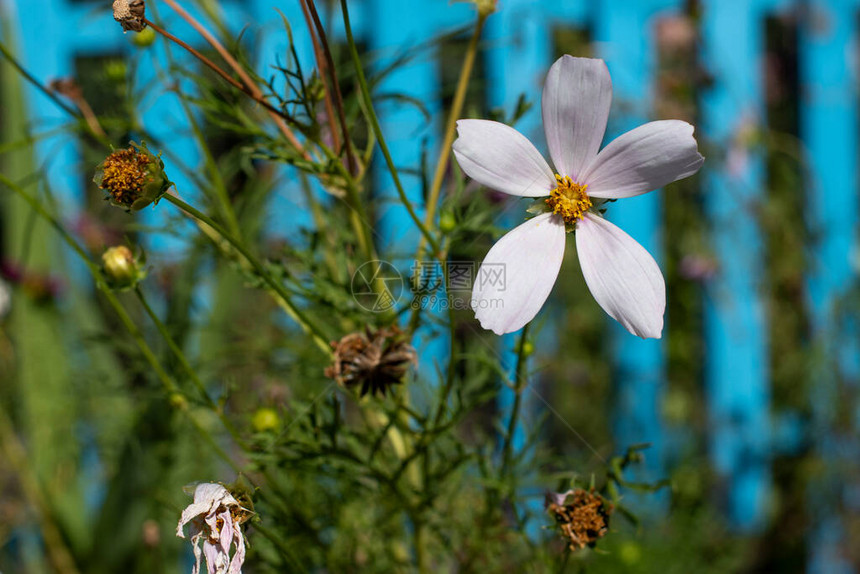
415,12,486,262
339,0,441,256
134,287,255,454
500,323,530,480
164,194,332,355
133,288,215,406
0,174,242,473
154,30,241,238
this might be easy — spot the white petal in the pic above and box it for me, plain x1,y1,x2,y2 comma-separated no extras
229,528,246,574
575,213,665,338
472,213,566,335
580,120,704,199
453,119,555,197
542,56,612,180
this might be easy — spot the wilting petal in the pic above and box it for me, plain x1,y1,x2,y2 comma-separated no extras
472,213,566,334
219,510,233,553
228,529,246,574
191,532,204,574
542,56,612,180
580,120,704,199
453,119,555,197
203,539,228,574
575,213,665,338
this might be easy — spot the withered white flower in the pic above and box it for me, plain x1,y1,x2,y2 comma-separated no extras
454,55,704,338
176,483,248,574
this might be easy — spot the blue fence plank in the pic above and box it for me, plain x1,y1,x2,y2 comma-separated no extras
367,1,471,389
594,0,681,495
800,0,859,571
700,0,772,530
484,0,554,510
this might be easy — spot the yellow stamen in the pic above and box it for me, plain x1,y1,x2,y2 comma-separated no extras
545,174,592,225
98,148,151,206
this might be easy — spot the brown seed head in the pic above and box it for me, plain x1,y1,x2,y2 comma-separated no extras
113,0,147,33
325,326,416,397
546,489,613,552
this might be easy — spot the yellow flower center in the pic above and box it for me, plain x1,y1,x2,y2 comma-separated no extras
545,174,592,224
98,148,151,206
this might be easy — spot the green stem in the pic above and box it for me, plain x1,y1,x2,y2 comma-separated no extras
164,194,332,355
134,287,213,403
0,174,242,473
134,288,250,457
339,0,441,256
415,12,486,262
500,323,530,480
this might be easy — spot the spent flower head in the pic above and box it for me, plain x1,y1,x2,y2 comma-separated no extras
545,488,613,552
325,326,417,397
453,55,704,338
112,0,147,33
94,142,172,212
177,483,252,574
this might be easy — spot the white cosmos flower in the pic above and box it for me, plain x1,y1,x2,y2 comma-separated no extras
453,55,704,338
177,483,249,574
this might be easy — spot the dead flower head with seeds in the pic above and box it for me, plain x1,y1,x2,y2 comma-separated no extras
177,483,252,574
545,488,613,552
94,142,172,212
325,326,417,397
112,0,147,33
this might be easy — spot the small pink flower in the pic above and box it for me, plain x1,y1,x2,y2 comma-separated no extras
453,55,704,338
176,483,249,574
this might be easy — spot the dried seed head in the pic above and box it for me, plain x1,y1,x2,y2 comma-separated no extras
94,142,171,212
325,326,416,397
113,0,147,33
545,489,613,552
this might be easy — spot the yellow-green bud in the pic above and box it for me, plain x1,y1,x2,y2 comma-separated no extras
102,245,146,290
521,340,535,357
439,212,456,233
169,392,188,410
130,27,156,48
94,142,172,212
252,408,281,433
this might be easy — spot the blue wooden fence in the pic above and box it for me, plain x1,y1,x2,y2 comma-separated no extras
4,0,859,570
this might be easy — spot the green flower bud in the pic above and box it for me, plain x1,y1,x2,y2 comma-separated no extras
94,142,172,212
251,408,281,433
438,212,456,233
102,245,146,290
521,340,534,357
169,393,188,410
130,27,156,48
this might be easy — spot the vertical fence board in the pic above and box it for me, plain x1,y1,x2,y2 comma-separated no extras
701,0,771,530
594,0,675,489
484,0,553,492
800,0,858,570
